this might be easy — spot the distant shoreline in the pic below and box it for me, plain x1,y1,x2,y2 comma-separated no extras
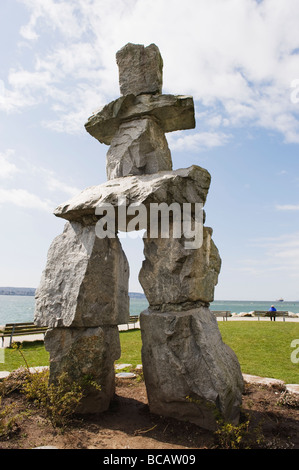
0,287,146,298
0,287,36,296
0,288,297,303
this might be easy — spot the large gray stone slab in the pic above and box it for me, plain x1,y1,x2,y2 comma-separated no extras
34,221,129,328
140,307,243,431
85,93,195,145
54,165,211,226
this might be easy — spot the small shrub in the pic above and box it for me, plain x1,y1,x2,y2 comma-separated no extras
22,370,84,428
0,397,20,439
214,414,264,449
214,418,251,449
11,342,85,428
135,370,144,383
46,373,84,428
21,368,49,405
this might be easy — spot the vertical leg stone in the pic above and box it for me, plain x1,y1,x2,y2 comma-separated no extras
34,221,129,413
35,221,130,328
139,225,243,429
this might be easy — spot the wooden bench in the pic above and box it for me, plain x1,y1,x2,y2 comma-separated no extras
0,322,48,348
127,315,140,329
212,310,231,321
253,311,288,321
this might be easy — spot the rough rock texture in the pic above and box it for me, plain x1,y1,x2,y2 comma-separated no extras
139,226,221,306
34,221,129,328
44,326,120,414
116,43,163,96
85,42,195,183
34,42,243,423
140,307,244,431
54,165,211,226
106,117,172,179
85,94,195,145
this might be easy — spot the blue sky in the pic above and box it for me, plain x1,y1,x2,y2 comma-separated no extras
0,0,299,301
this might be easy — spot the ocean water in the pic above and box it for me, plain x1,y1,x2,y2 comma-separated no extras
0,295,36,325
210,299,299,316
0,295,299,326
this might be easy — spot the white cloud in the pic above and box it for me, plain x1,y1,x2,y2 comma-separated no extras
276,204,299,211
0,149,81,213
0,0,297,143
244,233,299,274
218,231,299,299
44,173,81,197
167,131,232,152
0,188,54,212
19,0,84,40
0,150,19,178
0,82,38,112
8,68,52,91
22,163,82,198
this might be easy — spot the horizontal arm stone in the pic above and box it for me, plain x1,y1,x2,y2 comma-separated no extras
53,165,211,225
85,94,195,145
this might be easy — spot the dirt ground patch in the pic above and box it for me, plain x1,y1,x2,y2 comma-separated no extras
0,375,299,451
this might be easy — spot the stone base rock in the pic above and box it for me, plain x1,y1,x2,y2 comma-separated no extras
44,326,120,414
34,221,129,328
140,307,243,431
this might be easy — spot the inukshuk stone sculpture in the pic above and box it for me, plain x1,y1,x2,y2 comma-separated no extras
34,43,243,429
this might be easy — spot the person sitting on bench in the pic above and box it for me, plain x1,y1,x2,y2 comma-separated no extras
269,305,277,321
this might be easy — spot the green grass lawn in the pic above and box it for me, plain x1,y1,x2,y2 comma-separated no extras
218,321,299,384
0,341,49,372
1,322,299,384
115,329,142,367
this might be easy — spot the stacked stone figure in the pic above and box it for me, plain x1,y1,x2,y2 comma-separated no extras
34,43,243,429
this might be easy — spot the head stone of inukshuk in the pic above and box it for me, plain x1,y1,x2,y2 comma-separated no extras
85,43,196,180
